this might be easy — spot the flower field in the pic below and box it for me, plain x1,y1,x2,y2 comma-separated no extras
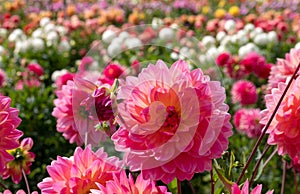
0,0,300,193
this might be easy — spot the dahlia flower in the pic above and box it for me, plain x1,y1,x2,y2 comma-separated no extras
239,52,271,79
27,63,44,77
37,146,122,193
91,170,171,194
231,80,258,105
0,95,23,175
52,80,83,146
112,60,232,183
268,48,300,91
234,108,263,138
53,76,110,146
232,179,273,194
216,52,233,67
2,137,35,184
261,76,300,158
74,76,116,138
100,63,125,85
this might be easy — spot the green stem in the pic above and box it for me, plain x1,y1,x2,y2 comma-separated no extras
262,147,278,169
177,179,181,194
0,181,8,190
281,159,287,194
187,180,196,194
211,169,215,194
249,145,270,186
293,168,298,194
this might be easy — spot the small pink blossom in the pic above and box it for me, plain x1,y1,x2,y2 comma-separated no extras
216,52,233,67
2,138,35,184
100,63,125,85
37,146,122,193
234,108,263,138
261,76,300,158
54,71,74,90
240,52,271,79
232,179,273,194
27,63,44,77
231,80,258,105
112,59,232,184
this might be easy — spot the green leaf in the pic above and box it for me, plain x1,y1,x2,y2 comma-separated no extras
214,165,234,193
168,178,178,194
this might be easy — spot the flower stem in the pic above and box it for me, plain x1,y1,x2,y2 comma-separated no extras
0,181,8,190
187,180,196,194
293,168,298,194
211,169,215,194
22,168,30,194
281,159,287,194
249,144,270,186
237,61,300,184
84,119,89,147
177,179,181,194
262,147,278,169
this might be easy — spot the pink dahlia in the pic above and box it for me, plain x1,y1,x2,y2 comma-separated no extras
53,77,110,146
231,80,258,105
74,76,116,138
37,145,122,193
27,63,44,77
112,60,232,183
232,179,273,194
261,76,300,158
91,170,171,194
54,71,74,90
234,108,263,138
268,48,300,91
100,63,125,85
2,137,35,184
0,95,23,175
216,52,233,67
240,52,271,79
52,80,83,146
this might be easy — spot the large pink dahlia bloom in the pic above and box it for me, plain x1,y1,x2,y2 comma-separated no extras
0,95,23,175
261,76,300,158
37,145,122,193
91,170,171,194
112,60,232,183
232,179,273,194
268,48,300,91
